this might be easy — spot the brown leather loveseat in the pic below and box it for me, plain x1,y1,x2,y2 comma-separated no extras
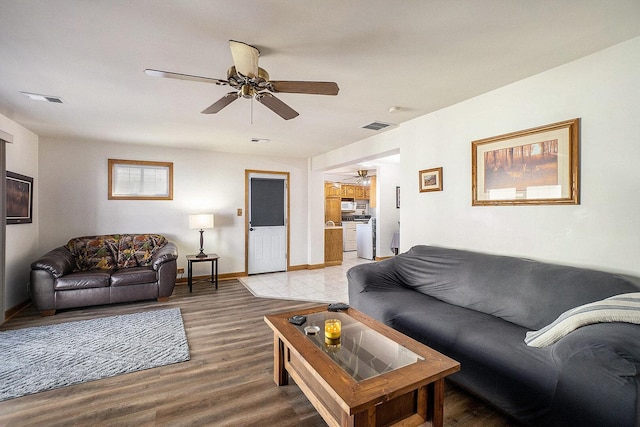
30,234,178,316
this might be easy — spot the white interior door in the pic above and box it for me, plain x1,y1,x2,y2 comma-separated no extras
248,173,287,274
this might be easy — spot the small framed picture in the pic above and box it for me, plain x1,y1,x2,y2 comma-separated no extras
396,186,400,208
419,167,443,193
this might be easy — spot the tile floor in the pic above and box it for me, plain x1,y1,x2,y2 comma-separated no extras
239,251,373,303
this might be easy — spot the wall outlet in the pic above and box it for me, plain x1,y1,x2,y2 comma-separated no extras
237,208,243,216
177,267,185,275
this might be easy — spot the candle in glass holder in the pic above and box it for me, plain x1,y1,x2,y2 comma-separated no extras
325,318,341,339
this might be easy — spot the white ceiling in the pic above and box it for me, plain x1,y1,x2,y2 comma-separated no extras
2,1,640,161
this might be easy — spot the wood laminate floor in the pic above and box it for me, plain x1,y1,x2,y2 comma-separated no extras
0,280,518,426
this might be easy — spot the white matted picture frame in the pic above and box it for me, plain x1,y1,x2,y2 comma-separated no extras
471,118,580,206
419,167,443,193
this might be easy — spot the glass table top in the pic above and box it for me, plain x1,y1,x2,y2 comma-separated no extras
295,311,424,382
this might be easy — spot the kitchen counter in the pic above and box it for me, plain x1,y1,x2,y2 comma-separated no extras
324,227,343,265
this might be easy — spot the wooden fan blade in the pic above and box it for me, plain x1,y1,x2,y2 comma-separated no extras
229,40,259,78
255,92,299,120
144,69,227,85
269,81,339,96
201,92,239,114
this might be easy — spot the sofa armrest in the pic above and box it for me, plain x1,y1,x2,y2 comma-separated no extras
31,246,75,278
153,242,178,298
550,323,640,426
347,258,403,296
152,242,178,270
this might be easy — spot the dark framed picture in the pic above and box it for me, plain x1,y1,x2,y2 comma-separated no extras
472,118,580,205
6,171,33,224
419,167,443,192
396,186,400,208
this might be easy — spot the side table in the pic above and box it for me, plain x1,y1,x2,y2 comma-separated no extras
186,254,219,293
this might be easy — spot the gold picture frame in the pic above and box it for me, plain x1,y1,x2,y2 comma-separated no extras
472,118,580,206
419,167,443,192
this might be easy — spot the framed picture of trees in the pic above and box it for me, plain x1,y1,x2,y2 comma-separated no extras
472,118,580,206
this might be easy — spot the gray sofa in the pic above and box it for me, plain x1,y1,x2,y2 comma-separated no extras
30,234,178,316
348,245,640,426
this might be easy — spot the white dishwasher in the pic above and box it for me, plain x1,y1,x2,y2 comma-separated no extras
356,218,376,260
342,222,357,251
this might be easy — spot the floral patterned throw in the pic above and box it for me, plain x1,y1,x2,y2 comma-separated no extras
66,234,168,271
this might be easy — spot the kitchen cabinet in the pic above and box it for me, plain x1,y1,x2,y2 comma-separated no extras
324,227,343,265
325,181,341,225
341,184,355,198
354,185,366,199
325,181,341,198
325,198,341,225
369,176,377,208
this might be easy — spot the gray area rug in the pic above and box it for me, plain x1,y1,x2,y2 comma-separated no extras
0,308,190,401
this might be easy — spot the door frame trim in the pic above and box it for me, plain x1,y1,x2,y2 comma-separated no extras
245,170,290,275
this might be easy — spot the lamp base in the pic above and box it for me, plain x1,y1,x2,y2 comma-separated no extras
196,229,207,258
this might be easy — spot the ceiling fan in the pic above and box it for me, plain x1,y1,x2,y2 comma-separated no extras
145,40,339,120
342,170,371,184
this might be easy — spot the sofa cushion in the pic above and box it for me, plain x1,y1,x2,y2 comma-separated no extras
525,293,640,347
393,246,640,330
66,235,119,271
110,267,157,287
353,286,558,423
54,270,112,290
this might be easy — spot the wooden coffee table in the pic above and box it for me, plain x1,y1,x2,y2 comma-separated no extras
264,306,460,427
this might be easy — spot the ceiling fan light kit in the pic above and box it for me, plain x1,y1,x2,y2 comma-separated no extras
146,40,339,120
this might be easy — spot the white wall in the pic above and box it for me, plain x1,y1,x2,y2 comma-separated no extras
307,164,326,267
376,163,401,258
395,38,640,275
395,37,640,276
1,113,39,310
38,138,311,277
312,36,640,276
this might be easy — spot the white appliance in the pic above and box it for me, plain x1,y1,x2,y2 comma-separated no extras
342,222,357,251
341,201,356,212
356,218,376,260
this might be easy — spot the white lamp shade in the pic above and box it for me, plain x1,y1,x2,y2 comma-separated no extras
189,214,214,230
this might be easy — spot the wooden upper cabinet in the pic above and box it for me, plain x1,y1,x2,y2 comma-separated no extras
341,184,355,198
325,181,341,198
364,186,370,199
354,185,366,199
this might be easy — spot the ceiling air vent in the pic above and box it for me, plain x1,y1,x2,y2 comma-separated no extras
21,92,63,103
362,121,394,131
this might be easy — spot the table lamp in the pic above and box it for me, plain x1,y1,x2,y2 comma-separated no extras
189,213,214,258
